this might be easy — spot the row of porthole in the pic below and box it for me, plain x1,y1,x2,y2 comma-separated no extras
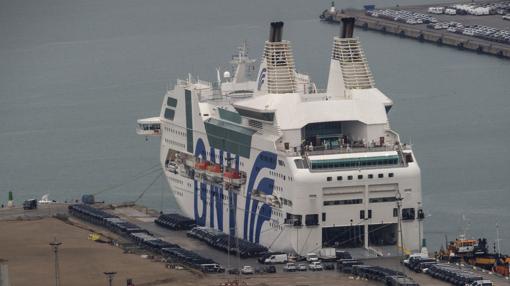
163,126,186,137
173,190,184,197
327,172,394,182
269,170,293,181
169,177,184,185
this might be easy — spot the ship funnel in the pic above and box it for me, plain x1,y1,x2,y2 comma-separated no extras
269,21,284,42
341,17,355,38
327,17,374,96
256,21,296,94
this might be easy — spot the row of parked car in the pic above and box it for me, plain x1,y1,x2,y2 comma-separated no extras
427,263,492,286
404,254,493,286
155,213,196,231
187,227,268,258
68,204,223,272
367,9,439,25
351,264,419,286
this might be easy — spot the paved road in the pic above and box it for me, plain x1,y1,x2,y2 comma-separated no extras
0,204,69,221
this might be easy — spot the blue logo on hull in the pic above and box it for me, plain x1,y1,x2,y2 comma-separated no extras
243,151,277,243
193,138,277,243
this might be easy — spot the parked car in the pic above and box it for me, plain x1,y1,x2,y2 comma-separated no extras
306,253,319,263
264,265,276,273
283,263,297,272
297,263,307,271
308,261,323,271
200,264,225,273
241,266,254,275
323,263,335,270
23,199,37,210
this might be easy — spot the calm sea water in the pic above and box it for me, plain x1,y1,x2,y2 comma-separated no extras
1,0,510,253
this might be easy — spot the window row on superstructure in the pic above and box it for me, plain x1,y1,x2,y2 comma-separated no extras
323,196,398,206
163,126,186,137
327,172,395,182
311,156,399,170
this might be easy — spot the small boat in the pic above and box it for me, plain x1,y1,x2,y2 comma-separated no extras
194,161,209,177
206,164,223,183
224,170,242,188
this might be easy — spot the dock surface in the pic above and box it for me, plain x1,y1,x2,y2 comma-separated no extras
321,3,510,59
2,204,509,285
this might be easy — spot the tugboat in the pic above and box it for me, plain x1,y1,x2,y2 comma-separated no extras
438,235,510,277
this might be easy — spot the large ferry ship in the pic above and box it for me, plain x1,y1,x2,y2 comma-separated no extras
137,19,424,256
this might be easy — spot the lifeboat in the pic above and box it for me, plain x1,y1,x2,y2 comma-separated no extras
194,161,209,176
206,164,223,182
224,170,242,187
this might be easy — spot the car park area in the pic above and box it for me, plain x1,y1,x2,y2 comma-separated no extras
6,203,504,285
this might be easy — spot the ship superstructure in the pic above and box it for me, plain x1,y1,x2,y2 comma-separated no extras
137,19,424,255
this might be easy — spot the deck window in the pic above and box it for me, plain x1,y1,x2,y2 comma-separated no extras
323,199,362,206
310,155,399,170
164,108,175,120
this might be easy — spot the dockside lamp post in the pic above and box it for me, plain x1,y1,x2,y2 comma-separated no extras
395,190,404,262
49,238,62,286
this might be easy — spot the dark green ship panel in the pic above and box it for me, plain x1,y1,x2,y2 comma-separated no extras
185,89,193,153
218,108,242,124
167,97,178,107
204,118,255,158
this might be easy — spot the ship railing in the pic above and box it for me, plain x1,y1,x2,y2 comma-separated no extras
276,143,403,157
304,144,400,156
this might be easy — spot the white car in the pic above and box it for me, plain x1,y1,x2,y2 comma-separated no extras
308,261,323,271
297,263,307,271
240,265,254,275
306,252,319,263
283,263,297,272
467,280,493,286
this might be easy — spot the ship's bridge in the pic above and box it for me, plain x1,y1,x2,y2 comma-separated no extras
136,117,161,136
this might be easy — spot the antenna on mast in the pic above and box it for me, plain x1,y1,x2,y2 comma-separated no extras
496,222,502,255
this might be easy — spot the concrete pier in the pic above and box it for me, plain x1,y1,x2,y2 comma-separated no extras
321,8,510,59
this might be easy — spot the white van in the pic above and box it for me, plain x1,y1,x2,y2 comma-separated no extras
263,253,288,264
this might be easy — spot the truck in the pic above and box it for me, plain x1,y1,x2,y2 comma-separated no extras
318,248,336,261
23,199,37,210
403,252,428,266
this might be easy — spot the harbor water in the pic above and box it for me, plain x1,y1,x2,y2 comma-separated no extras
1,0,510,253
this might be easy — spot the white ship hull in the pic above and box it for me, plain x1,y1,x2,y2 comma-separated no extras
138,21,425,256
